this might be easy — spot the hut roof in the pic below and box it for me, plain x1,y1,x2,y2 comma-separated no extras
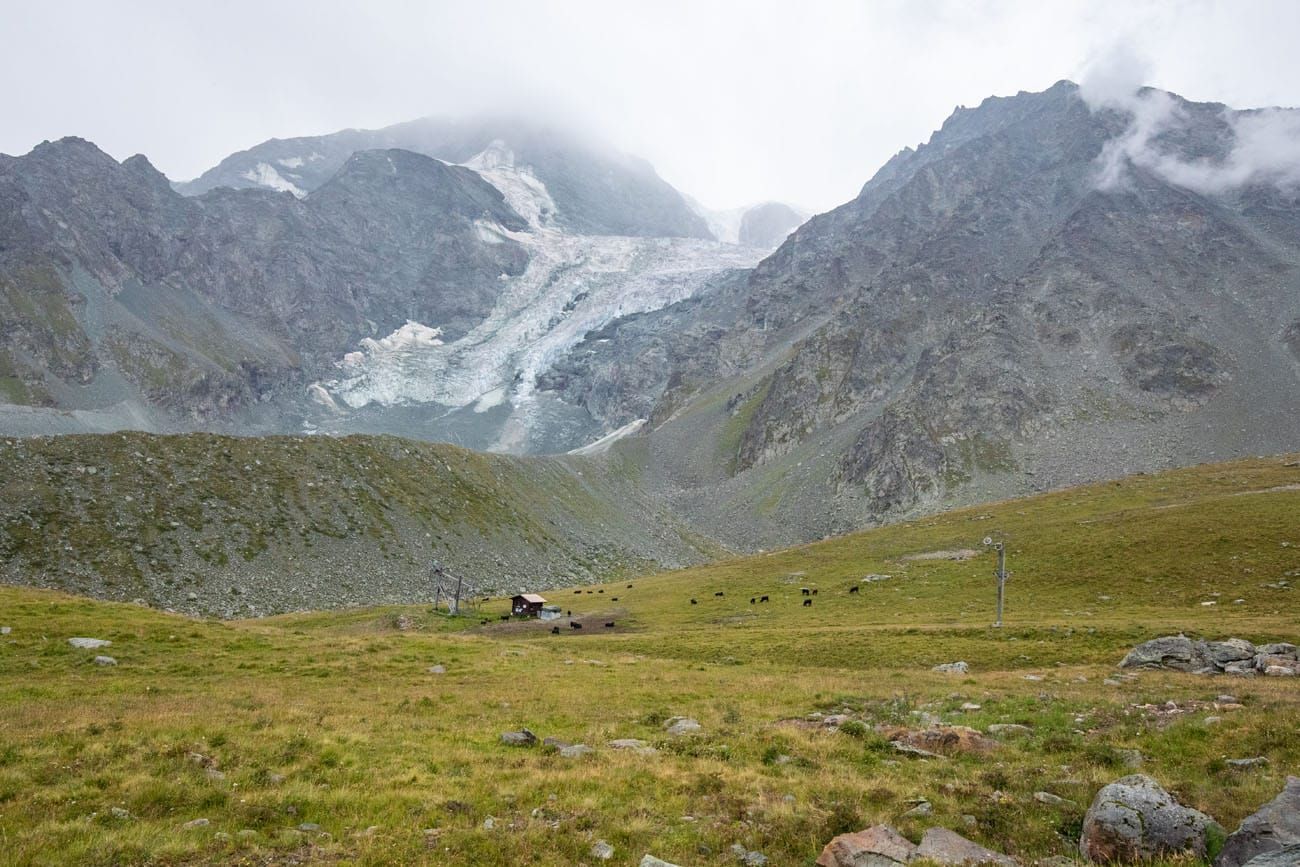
516,593,547,604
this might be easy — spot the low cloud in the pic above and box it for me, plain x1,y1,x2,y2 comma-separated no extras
1081,43,1300,195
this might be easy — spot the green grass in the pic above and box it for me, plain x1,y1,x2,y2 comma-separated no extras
0,454,1298,865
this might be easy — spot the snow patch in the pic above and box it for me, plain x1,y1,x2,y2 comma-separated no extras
277,156,305,169
242,162,306,198
473,387,507,413
463,140,556,228
567,419,646,455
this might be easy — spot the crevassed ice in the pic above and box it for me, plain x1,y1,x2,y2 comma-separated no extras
315,144,765,419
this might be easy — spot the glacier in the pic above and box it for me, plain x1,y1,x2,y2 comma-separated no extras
309,142,766,451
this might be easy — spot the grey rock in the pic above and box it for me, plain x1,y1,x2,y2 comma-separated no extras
297,823,322,832
482,816,496,830
901,800,933,819
1205,639,1257,667
68,637,111,649
559,744,594,758
816,824,917,867
108,807,132,820
1216,777,1300,867
92,655,117,666
894,742,944,759
592,840,614,860
182,818,210,829
1226,757,1270,770
1256,644,1298,657
1239,845,1300,867
427,664,446,674
916,827,1017,865
1120,636,1206,671
933,662,970,674
610,738,654,752
1079,774,1224,862
1035,791,1075,807
665,717,702,736
0,626,10,635
986,724,1032,736
641,856,684,867
500,729,537,747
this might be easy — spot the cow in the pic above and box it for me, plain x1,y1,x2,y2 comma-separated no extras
598,589,604,594
604,622,615,628
500,615,511,621
714,591,725,597
750,597,756,604
849,586,860,594
801,588,810,596
480,619,489,625
570,622,583,630
575,590,583,594
812,589,819,596
803,599,812,607
551,626,560,634
626,584,633,589
611,597,619,602
690,599,698,605
760,595,769,603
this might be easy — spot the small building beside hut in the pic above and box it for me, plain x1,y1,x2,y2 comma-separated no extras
511,593,547,617
538,605,563,621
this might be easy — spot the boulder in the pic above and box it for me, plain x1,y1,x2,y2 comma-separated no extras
1216,777,1300,867
986,724,1032,736
1257,656,1300,676
92,655,117,666
500,729,537,747
1205,639,1257,667
641,856,683,867
559,744,593,758
665,717,702,736
68,637,111,649
1080,774,1223,863
1225,660,1259,676
1119,636,1206,671
816,824,917,867
916,827,1016,865
592,840,614,860
933,662,970,674
881,725,1000,756
1239,845,1300,867
1255,643,1297,657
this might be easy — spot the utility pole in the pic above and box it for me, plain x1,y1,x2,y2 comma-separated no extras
451,571,464,616
983,537,1008,627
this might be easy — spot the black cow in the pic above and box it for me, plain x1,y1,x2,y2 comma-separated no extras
849,586,860,594
801,588,810,596
575,590,583,594
803,599,812,607
750,597,756,604
551,626,560,634
500,615,511,621
760,595,769,603
570,622,583,630
626,584,633,589
604,622,615,628
611,597,619,602
714,591,725,597
598,589,604,594
690,599,698,605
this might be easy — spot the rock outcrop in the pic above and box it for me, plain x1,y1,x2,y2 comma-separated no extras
1120,636,1299,676
1217,778,1300,867
816,825,918,867
1080,774,1223,863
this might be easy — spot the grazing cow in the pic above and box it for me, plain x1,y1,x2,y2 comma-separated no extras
566,610,572,616
598,589,604,594
551,626,560,634
714,591,725,597
570,622,583,630
750,597,756,604
604,622,615,628
690,599,698,605
803,599,812,607
500,615,511,621
801,588,810,596
849,586,860,594
626,584,633,589
812,589,819,596
480,619,489,625
760,595,769,603
611,597,619,602
575,590,583,594
586,590,593,594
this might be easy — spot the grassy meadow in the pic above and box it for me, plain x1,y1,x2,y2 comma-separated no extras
1,455,1298,865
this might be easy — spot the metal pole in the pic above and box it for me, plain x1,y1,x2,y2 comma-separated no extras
994,544,1006,627
452,572,463,616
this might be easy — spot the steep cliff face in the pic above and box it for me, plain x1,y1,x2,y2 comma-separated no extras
0,138,532,428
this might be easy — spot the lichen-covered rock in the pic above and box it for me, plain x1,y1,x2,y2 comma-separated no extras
1239,845,1300,867
816,824,918,867
1080,774,1223,862
1119,636,1207,671
1204,639,1257,667
880,725,1000,756
1216,777,1300,867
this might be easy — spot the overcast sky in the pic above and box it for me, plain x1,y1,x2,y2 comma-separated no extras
3,0,1298,211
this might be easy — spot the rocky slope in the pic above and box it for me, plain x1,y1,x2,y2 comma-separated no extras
176,115,711,240
545,81,1300,547
0,432,716,616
